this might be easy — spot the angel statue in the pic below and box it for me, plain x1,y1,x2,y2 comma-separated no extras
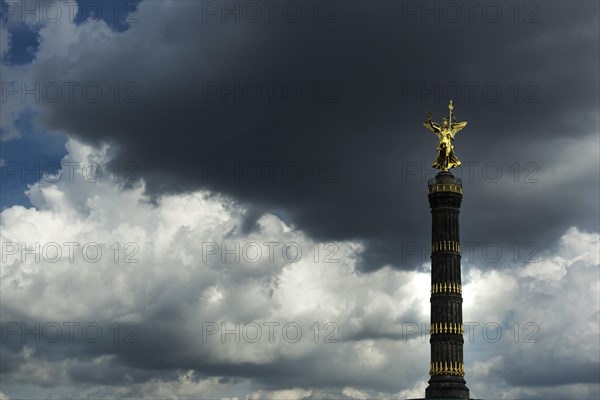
422,100,468,172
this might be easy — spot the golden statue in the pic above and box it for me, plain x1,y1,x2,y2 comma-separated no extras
423,100,467,171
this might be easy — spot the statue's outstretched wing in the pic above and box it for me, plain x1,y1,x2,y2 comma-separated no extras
450,121,467,138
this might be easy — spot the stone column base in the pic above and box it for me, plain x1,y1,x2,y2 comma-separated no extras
425,375,469,399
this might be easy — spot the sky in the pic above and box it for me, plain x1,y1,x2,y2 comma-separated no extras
0,0,599,399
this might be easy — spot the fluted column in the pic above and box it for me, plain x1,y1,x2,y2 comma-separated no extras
425,171,469,399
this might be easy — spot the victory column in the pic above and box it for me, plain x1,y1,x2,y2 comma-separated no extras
422,100,470,399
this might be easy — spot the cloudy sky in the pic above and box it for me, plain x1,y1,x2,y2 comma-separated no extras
0,0,599,399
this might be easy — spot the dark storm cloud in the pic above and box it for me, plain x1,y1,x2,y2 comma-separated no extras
30,0,600,271
503,359,600,386
0,310,426,393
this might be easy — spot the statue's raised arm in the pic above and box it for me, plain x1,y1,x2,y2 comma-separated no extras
423,112,441,138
